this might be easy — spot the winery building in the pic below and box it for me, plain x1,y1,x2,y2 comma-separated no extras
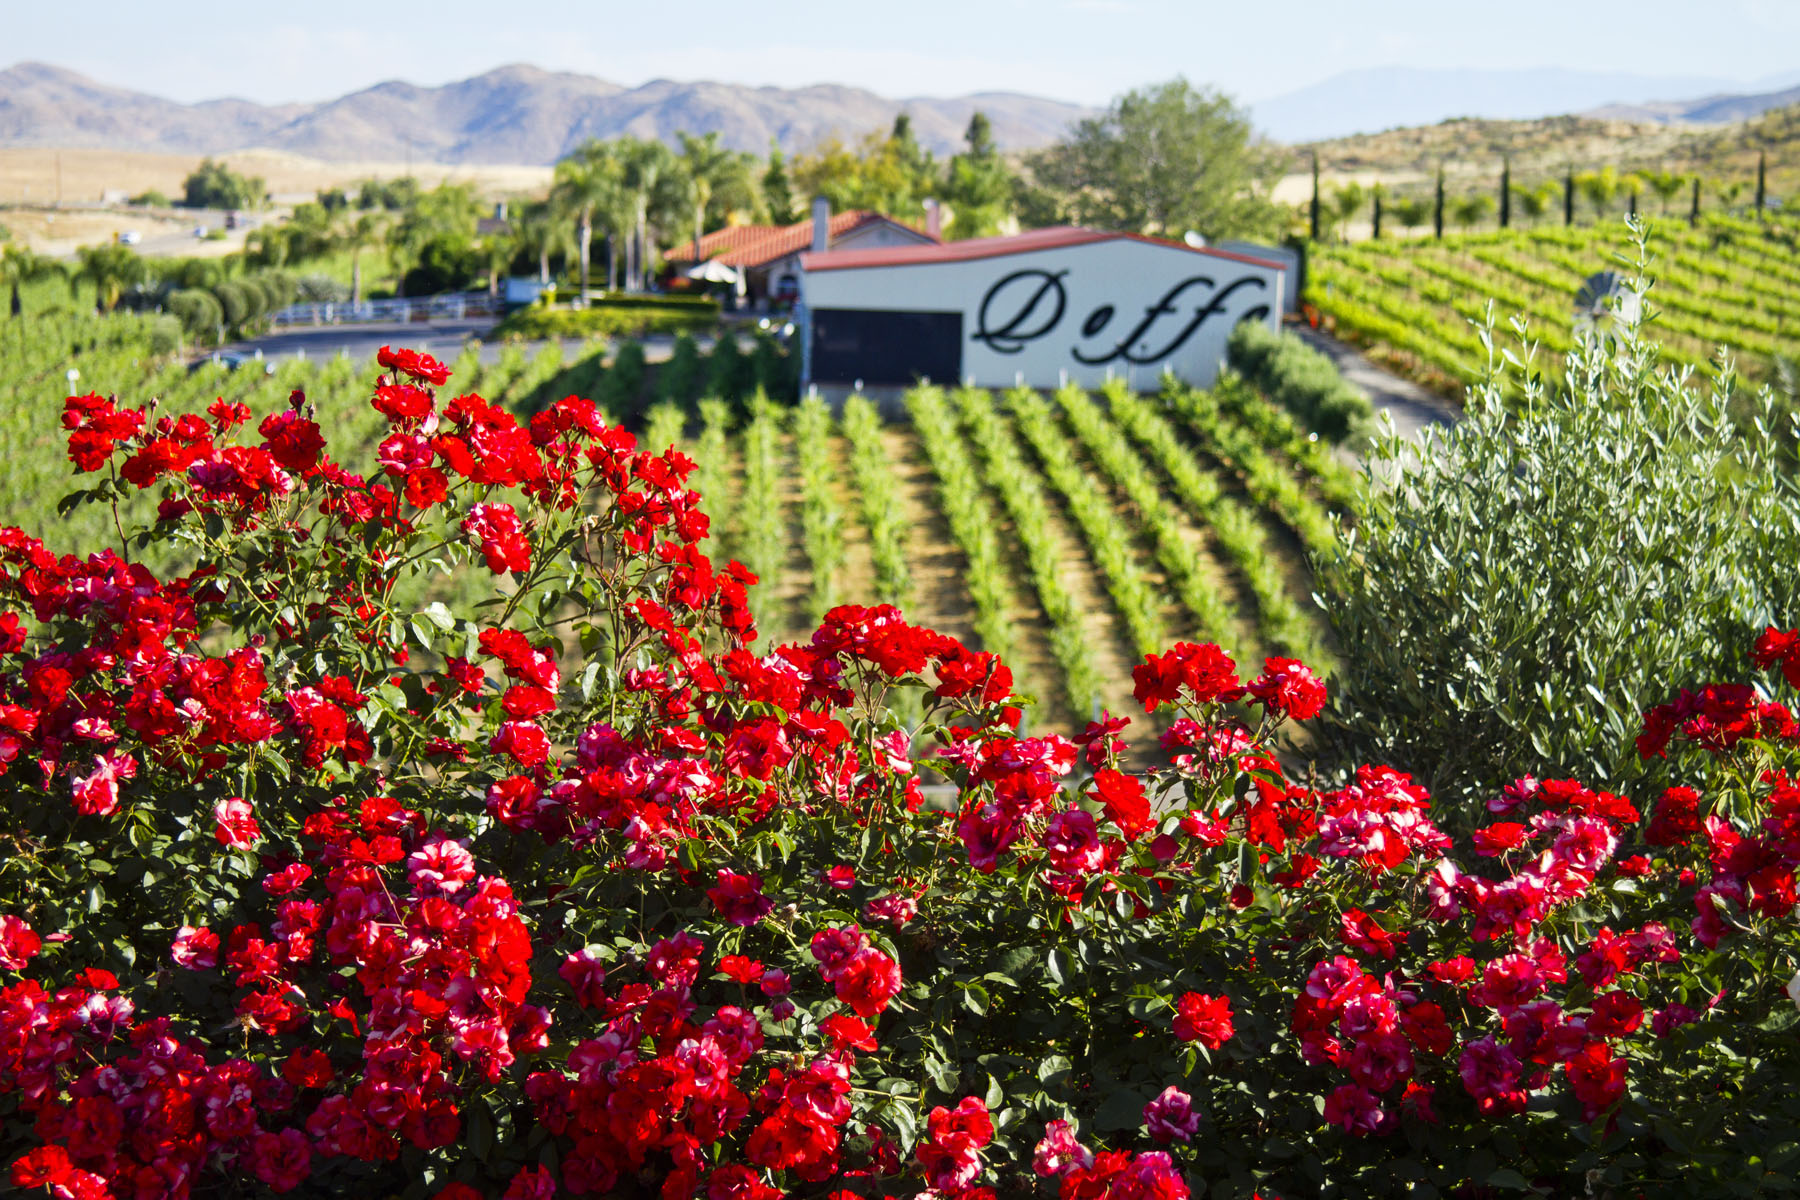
798,227,1286,392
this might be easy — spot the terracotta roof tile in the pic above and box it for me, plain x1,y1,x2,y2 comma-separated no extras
666,211,933,268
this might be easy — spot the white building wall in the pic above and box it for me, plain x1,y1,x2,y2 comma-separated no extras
803,238,1283,391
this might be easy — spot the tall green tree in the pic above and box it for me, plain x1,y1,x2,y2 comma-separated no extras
1025,78,1281,240
552,141,628,300
512,199,574,286
677,131,759,260
762,142,798,226
943,111,1014,239
183,158,264,210
618,139,686,292
339,212,386,305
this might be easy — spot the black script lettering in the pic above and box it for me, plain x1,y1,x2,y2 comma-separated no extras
971,269,1067,354
1081,305,1115,338
1071,276,1268,365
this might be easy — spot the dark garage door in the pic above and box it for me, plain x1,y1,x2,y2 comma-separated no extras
810,308,963,386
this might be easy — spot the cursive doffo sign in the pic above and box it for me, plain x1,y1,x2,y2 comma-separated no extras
802,231,1286,390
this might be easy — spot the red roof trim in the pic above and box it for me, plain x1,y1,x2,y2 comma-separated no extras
801,227,1286,273
666,211,937,269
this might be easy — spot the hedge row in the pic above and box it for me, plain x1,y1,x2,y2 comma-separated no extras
1225,319,1372,442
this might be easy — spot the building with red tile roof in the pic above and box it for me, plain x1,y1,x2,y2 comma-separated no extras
666,209,937,306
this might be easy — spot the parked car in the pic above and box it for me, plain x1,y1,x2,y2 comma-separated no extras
117,230,141,245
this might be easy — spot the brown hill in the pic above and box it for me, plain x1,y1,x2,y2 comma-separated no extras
0,61,1089,163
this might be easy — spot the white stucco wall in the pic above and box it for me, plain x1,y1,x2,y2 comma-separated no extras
802,237,1284,391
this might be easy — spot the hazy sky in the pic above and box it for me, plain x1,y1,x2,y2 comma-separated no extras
11,0,1800,106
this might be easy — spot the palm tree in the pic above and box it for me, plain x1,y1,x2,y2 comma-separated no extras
480,228,516,300
617,138,683,292
339,211,385,305
552,141,627,303
677,131,735,265
0,245,62,318
76,244,145,313
513,199,574,287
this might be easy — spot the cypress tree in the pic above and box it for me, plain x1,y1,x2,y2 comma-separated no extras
1499,158,1511,229
1629,188,1638,218
1434,167,1445,240
1690,176,1701,226
1564,168,1576,226
1757,151,1768,215
1371,186,1383,240
1310,152,1321,241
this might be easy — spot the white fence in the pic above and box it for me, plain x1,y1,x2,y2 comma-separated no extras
271,292,501,327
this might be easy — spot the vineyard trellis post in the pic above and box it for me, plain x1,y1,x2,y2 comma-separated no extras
1499,158,1511,229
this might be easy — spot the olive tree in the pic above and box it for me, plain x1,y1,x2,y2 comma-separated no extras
1316,226,1800,814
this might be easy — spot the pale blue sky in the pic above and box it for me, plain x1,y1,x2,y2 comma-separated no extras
11,0,1799,107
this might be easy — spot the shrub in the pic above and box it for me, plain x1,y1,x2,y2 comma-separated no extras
1317,290,1800,812
1226,319,1372,441
658,332,703,410
403,233,482,297
165,287,222,338
492,301,718,340
145,313,183,357
295,273,350,304
210,279,249,327
751,329,797,402
597,337,648,423
710,332,753,414
4,345,1800,1199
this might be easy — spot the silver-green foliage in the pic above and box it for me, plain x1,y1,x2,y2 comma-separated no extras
1319,269,1800,807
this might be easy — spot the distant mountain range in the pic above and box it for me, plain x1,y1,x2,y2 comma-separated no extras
1253,66,1800,142
0,62,1093,163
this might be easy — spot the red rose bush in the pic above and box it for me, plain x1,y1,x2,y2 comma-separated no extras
1,349,1798,1198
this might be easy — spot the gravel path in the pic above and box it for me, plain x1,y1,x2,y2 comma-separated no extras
1290,325,1460,439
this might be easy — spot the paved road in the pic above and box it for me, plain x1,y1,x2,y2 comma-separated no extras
205,321,754,370
204,318,502,367
1290,325,1460,440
